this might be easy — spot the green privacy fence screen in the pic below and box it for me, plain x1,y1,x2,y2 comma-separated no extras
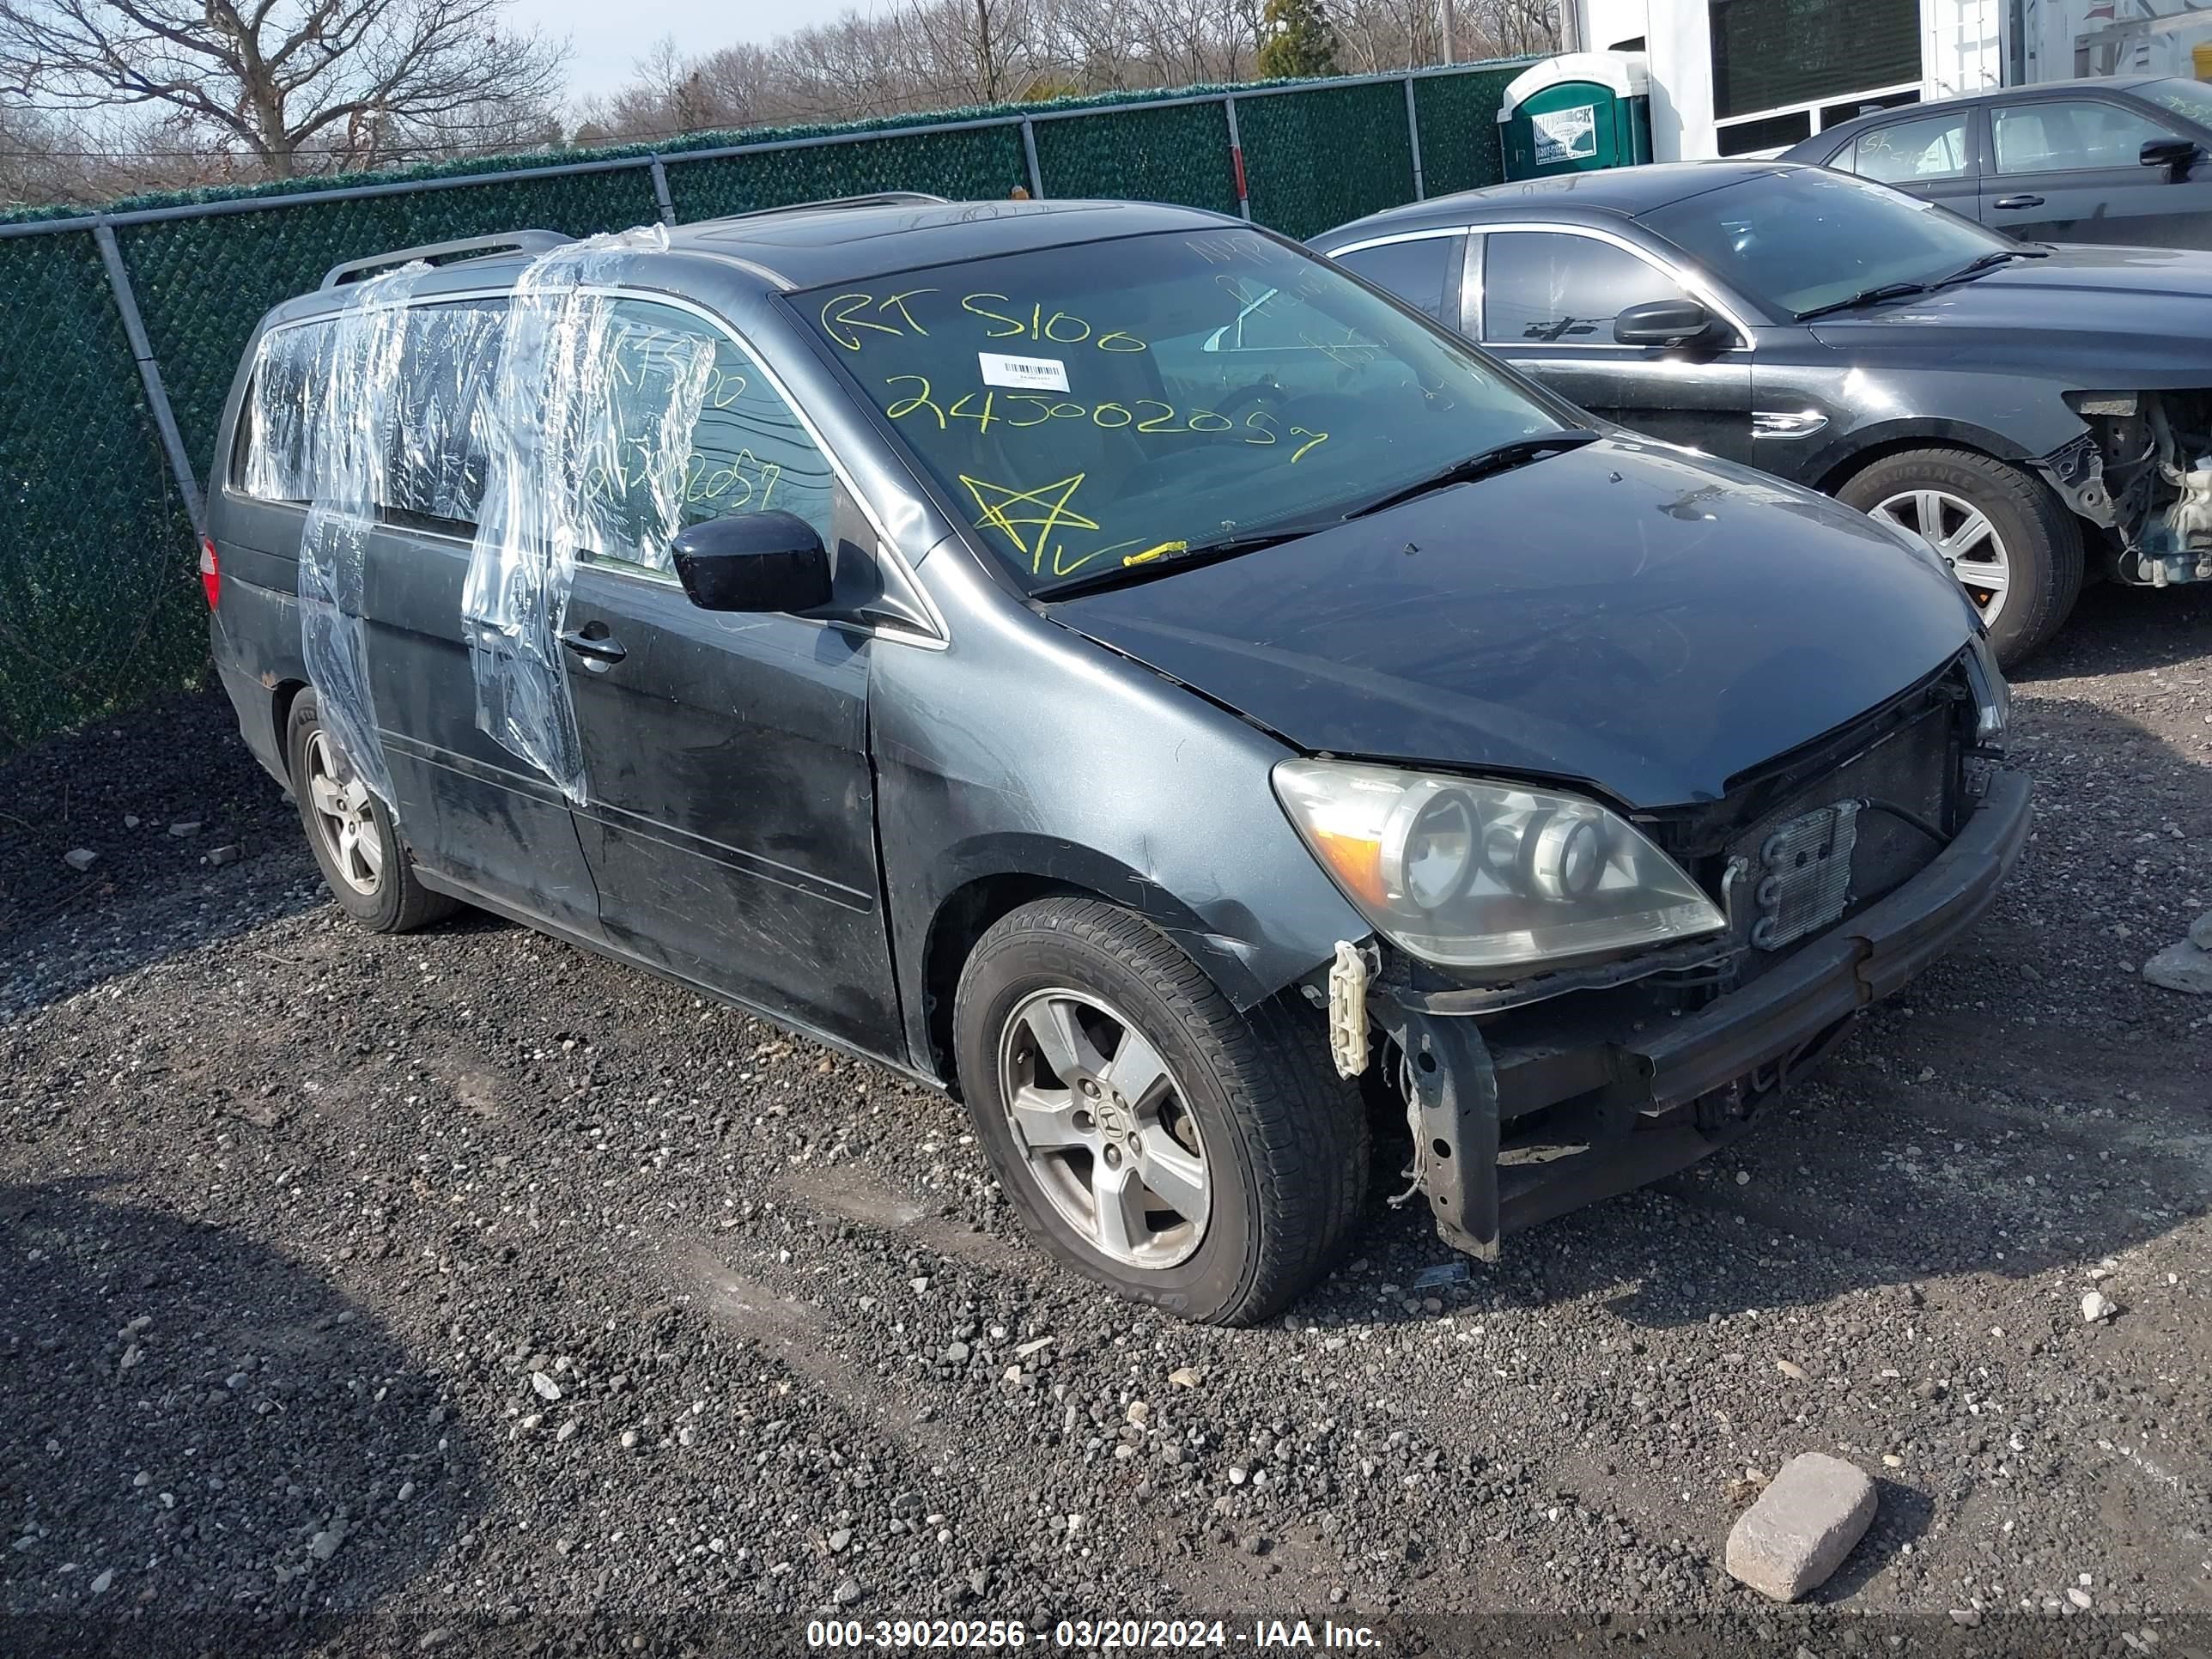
0,58,1529,755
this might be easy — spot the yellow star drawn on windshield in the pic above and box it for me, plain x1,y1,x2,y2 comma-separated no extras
959,473,1100,574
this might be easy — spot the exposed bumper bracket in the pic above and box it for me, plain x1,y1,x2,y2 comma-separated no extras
1377,1007,1502,1261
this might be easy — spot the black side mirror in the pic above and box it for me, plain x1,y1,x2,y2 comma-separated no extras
2140,136,2201,174
1614,298,1725,349
672,510,832,614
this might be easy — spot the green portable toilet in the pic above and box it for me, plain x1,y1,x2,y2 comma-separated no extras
1498,52,1652,180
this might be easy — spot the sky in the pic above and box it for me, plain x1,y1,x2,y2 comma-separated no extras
512,0,873,105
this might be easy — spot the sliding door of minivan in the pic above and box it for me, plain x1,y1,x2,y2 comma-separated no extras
554,301,900,1054
357,299,605,939
366,524,605,939
229,301,604,939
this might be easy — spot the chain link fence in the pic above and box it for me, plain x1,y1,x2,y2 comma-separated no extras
0,58,1528,757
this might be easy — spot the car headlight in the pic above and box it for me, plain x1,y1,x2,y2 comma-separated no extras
1962,633,2008,744
1273,759,1727,972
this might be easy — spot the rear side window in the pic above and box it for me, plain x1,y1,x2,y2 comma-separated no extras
1480,232,1692,346
233,296,835,568
1331,235,1463,322
1842,112,1972,183
386,302,503,526
236,300,501,527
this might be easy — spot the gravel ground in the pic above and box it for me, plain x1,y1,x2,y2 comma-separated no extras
3,584,2210,1657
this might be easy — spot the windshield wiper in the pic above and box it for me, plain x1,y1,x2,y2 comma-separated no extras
1346,429,1601,520
1036,519,1340,601
1794,280,1932,322
1036,429,1602,600
1931,247,2046,289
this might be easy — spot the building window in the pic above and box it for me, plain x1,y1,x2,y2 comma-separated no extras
1715,110,1813,154
1708,0,1920,120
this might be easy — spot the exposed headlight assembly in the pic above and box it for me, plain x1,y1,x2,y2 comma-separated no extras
1273,759,1726,973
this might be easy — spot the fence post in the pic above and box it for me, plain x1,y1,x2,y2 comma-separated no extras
1223,95,1252,221
93,222,207,542
1404,76,1427,201
1019,118,1045,198
649,156,678,225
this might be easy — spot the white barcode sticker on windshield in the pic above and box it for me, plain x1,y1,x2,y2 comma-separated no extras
978,352,1069,392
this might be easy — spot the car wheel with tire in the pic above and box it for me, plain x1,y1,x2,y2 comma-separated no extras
1836,446,2083,666
285,690,456,933
953,896,1370,1325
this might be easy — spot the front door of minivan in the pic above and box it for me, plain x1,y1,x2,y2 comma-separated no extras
556,303,900,1053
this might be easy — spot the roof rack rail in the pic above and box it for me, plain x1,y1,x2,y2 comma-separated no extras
321,230,571,290
718,191,949,224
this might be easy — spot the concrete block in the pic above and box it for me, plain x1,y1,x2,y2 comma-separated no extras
1725,1452,1877,1601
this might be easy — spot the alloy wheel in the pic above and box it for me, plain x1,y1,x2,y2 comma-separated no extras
1870,486,2011,628
304,727,383,896
995,988,1212,1269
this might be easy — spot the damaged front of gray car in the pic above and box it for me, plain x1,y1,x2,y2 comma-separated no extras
1038,447,2032,1273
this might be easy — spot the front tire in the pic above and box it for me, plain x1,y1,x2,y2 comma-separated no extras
953,897,1369,1325
1837,445,2082,665
285,690,455,933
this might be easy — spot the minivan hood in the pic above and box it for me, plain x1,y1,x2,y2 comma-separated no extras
1047,439,1974,810
1807,245,2212,378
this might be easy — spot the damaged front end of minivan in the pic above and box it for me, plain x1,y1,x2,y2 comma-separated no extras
1291,643,2030,1264
2045,390,2212,588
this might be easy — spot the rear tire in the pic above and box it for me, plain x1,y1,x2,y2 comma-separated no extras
285,690,455,933
954,897,1369,1326
1836,445,2082,666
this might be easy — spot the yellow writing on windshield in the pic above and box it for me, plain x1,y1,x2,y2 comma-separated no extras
959,293,1146,351
959,472,1101,574
820,289,941,350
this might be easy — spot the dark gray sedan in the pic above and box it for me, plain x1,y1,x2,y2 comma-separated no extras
1313,161,2212,663
1780,75,2212,251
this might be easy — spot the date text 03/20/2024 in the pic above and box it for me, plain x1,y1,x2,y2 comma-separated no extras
803,1618,1384,1650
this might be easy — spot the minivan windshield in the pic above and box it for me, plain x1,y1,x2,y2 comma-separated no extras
797,228,1560,593
1644,167,2016,319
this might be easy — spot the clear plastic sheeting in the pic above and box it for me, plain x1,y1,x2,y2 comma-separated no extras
461,225,716,805
249,261,431,817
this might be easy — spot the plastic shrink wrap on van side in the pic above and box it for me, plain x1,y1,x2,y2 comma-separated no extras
240,224,714,813
461,226,714,806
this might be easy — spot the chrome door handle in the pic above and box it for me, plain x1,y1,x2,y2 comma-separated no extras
1992,194,2045,210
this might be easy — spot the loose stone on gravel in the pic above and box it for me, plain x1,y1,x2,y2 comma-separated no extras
61,848,98,872
2141,939,2212,994
2082,1290,2121,1323
1724,1453,1878,1602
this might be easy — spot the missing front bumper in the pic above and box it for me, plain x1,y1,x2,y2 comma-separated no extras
1376,767,2033,1261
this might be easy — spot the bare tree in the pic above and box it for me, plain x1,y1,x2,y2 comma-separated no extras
578,0,1558,152
0,0,568,178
